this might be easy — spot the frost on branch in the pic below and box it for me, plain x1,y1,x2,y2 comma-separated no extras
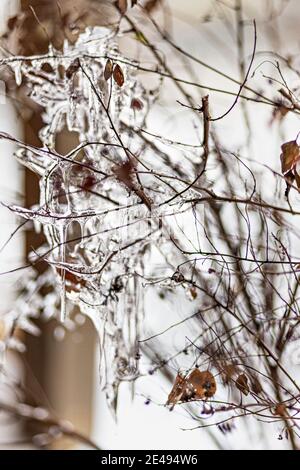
1,26,188,411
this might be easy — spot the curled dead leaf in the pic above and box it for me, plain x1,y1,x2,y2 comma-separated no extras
166,373,185,407
280,140,300,175
236,373,249,396
166,369,216,408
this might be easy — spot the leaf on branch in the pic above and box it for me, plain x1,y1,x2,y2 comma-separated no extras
280,140,300,174
236,373,249,396
188,369,216,399
113,64,125,87
166,373,186,407
65,58,80,79
166,369,216,408
104,59,113,81
280,140,300,196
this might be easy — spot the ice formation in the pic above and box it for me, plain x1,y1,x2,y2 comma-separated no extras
2,26,183,409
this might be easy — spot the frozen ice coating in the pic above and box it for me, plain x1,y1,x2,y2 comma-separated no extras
1,26,189,410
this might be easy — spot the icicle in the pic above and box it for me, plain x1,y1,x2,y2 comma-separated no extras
13,62,22,86
58,223,68,323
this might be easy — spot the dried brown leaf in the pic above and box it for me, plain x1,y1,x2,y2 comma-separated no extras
166,369,216,408
113,64,125,87
166,373,185,406
187,369,216,399
65,58,80,79
280,140,300,174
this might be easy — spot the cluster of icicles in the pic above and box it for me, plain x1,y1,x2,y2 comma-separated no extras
3,27,174,410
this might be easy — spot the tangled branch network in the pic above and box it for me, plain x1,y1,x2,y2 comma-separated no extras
3,3,300,445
